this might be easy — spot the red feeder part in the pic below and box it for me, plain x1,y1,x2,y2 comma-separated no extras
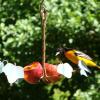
43,63,61,83
24,62,43,84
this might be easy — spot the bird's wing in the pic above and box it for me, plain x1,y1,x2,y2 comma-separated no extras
78,60,91,73
74,50,92,60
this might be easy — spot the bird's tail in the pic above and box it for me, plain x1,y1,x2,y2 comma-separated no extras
96,66,100,70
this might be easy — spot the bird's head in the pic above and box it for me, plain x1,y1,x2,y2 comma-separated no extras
56,47,72,56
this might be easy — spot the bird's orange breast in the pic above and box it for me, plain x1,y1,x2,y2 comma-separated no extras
64,50,78,64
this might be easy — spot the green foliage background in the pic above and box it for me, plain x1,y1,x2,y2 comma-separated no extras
0,0,100,100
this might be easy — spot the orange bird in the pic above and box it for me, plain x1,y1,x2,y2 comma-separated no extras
56,47,100,69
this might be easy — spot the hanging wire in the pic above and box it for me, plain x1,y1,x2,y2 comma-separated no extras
40,0,48,82
40,0,61,83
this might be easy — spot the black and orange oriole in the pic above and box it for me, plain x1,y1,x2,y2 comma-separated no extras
56,47,100,69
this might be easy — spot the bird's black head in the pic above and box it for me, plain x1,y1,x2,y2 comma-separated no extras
56,47,73,63
56,47,73,56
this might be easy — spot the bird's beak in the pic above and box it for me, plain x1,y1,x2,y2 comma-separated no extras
56,52,60,56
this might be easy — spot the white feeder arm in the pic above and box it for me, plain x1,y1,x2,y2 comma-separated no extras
2,63,24,84
57,63,73,78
